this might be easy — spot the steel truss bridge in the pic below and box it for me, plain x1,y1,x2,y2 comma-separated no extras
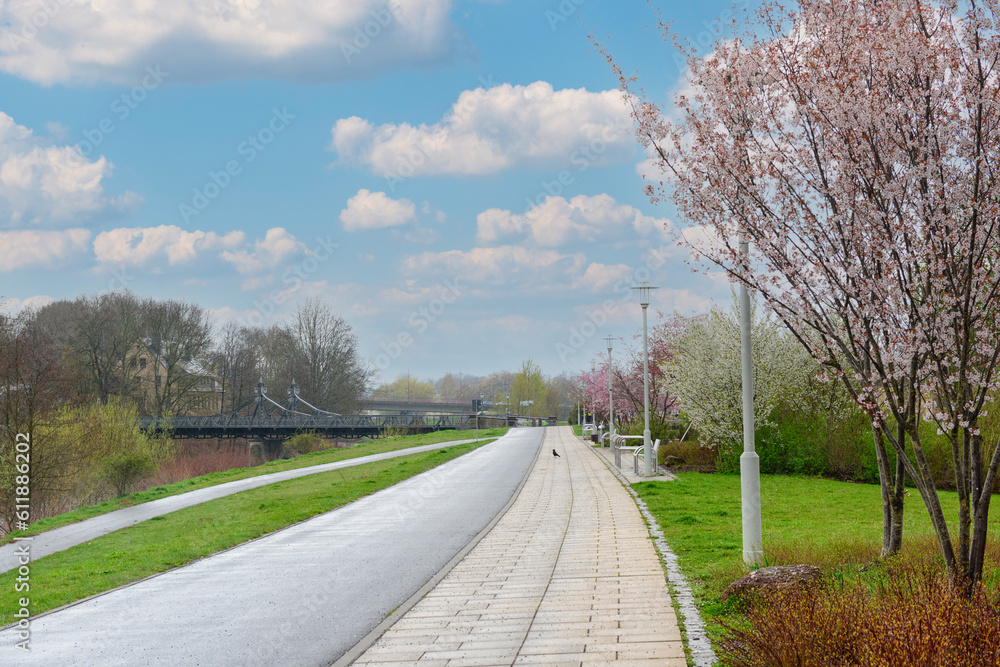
139,378,508,440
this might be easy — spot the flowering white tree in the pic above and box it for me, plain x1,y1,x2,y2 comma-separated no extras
610,0,1000,584
665,296,824,455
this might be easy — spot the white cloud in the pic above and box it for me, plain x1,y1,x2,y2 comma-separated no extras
332,81,634,176
0,0,470,85
220,227,307,276
0,112,137,226
402,245,586,288
1,294,55,313
0,229,90,270
574,262,633,293
94,225,244,266
476,194,673,247
339,189,416,232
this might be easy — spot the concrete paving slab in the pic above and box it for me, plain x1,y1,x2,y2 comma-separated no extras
351,426,685,665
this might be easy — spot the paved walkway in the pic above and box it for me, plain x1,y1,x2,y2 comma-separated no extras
351,425,685,666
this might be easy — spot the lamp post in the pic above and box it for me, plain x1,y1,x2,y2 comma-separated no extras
631,281,658,476
739,235,763,564
605,335,615,446
477,391,484,441
588,359,597,433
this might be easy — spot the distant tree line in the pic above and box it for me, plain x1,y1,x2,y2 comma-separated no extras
0,291,371,532
27,292,372,417
373,365,576,420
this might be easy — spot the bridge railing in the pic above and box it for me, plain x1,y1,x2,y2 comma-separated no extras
139,413,506,434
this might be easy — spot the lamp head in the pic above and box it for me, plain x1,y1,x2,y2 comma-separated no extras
630,280,659,307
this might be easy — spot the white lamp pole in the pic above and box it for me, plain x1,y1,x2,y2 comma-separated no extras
605,335,615,445
590,358,596,428
739,235,763,565
477,391,483,441
632,282,658,476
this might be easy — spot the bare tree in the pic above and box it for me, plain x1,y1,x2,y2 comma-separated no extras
0,312,81,531
289,299,371,413
139,298,214,417
35,292,145,404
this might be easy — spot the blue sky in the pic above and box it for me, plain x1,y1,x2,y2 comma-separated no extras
0,0,753,384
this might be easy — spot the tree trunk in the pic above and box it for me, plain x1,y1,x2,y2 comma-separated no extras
968,434,1000,588
888,445,906,556
873,423,894,556
873,422,906,558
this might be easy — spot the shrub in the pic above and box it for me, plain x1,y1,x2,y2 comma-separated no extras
658,440,716,469
101,452,157,498
283,432,328,457
720,565,1000,666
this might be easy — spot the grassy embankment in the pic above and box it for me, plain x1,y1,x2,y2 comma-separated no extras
4,428,507,543
635,473,1000,653
0,432,503,624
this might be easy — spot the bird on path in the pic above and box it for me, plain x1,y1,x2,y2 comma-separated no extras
552,449,560,457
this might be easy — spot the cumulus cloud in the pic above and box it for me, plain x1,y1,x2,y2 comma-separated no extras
0,228,90,271
0,0,471,85
331,81,634,176
94,225,244,267
339,189,416,232
220,227,307,275
573,262,633,293
401,245,586,288
1,294,56,313
476,194,673,247
0,112,137,226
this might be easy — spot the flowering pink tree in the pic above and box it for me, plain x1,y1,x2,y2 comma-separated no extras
577,313,687,434
609,0,1000,585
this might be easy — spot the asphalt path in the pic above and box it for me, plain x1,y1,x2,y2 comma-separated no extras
0,428,543,666
0,436,492,575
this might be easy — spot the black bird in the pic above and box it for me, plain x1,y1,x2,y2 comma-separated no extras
552,449,560,457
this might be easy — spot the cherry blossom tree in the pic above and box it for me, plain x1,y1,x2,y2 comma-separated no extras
609,0,1000,584
578,314,686,435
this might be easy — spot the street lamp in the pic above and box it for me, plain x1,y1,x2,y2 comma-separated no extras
605,335,615,446
588,359,597,433
631,281,658,476
739,235,762,564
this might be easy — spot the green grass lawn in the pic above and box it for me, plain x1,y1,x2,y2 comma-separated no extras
0,439,495,625
3,428,507,544
635,472,1000,646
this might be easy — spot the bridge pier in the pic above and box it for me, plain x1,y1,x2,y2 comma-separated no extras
248,438,286,465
